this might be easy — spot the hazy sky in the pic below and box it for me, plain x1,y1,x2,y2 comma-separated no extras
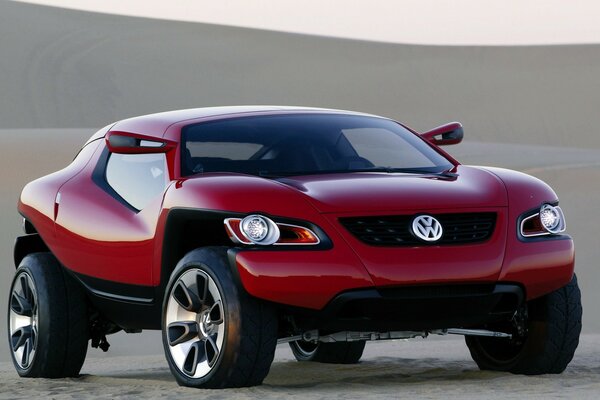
14,0,600,45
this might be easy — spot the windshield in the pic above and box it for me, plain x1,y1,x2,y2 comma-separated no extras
181,114,453,177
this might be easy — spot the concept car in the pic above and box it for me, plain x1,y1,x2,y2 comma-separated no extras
9,106,582,388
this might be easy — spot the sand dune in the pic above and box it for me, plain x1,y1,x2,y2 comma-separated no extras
16,0,600,45
1,1,600,148
1,1,599,395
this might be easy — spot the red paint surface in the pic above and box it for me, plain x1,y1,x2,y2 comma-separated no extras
18,107,575,310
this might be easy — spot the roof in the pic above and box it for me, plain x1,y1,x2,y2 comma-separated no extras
107,106,378,139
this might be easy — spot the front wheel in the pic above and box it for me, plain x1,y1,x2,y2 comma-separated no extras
289,340,366,364
466,274,582,375
162,247,277,388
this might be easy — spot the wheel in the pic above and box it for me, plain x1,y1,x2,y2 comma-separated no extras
162,247,277,388
7,253,89,378
289,340,366,364
465,274,582,375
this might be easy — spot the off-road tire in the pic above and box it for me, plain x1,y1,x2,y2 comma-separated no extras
7,252,89,378
466,274,582,374
162,247,277,388
290,340,366,364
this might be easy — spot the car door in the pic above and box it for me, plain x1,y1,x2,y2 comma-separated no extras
53,139,170,294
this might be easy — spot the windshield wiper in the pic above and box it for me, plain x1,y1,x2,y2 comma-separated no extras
258,167,449,178
258,169,347,178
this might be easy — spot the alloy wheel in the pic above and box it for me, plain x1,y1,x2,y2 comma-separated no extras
165,268,225,378
292,340,319,358
9,272,38,370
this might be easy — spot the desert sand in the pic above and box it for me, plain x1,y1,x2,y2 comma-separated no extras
0,0,599,396
1,336,600,399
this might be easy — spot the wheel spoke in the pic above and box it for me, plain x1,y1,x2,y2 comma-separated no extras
183,341,205,376
208,301,223,325
172,280,202,312
20,275,35,306
10,292,32,316
205,335,220,367
196,272,208,304
19,275,28,298
11,326,32,352
20,338,33,368
167,321,199,346
31,326,37,349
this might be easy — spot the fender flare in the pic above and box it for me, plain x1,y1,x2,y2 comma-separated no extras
14,233,49,268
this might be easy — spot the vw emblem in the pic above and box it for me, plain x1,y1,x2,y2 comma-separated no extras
412,215,443,242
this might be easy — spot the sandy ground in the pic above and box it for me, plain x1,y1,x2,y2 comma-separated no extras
1,1,599,397
1,335,599,399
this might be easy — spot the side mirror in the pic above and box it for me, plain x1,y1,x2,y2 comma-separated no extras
421,122,464,146
106,131,175,154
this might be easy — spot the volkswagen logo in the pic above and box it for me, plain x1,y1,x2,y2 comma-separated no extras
412,215,443,242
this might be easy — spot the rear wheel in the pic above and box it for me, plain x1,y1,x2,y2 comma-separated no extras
7,253,89,378
465,275,582,374
162,247,277,388
289,340,366,364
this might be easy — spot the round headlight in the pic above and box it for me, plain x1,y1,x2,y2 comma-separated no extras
240,215,280,245
539,204,565,234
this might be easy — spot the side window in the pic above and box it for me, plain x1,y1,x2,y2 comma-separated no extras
105,153,168,210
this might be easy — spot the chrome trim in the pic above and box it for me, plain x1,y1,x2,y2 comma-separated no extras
224,218,321,246
240,215,280,245
411,215,443,242
223,218,252,245
520,205,566,238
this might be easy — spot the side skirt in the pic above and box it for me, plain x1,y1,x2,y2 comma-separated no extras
71,272,162,330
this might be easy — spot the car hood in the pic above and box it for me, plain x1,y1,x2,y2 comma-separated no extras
276,165,508,213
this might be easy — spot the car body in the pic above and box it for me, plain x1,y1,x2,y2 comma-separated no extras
9,106,581,388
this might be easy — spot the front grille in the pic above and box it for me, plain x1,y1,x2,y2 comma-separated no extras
339,212,496,246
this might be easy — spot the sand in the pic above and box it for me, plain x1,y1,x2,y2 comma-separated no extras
1,335,600,399
1,0,599,396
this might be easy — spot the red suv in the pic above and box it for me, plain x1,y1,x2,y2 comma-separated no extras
8,107,581,388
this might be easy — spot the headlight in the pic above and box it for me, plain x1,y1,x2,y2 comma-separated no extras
235,215,280,245
224,215,320,246
539,204,564,233
520,204,566,237
241,215,272,242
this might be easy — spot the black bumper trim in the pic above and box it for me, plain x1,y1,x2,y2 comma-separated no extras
308,283,524,332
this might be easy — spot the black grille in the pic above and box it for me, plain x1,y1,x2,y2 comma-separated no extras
339,212,496,246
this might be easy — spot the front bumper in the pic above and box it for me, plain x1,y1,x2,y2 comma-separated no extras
500,234,575,300
232,232,574,311
298,283,524,332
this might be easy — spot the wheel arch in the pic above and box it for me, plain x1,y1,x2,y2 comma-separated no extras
159,208,239,290
14,233,50,268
